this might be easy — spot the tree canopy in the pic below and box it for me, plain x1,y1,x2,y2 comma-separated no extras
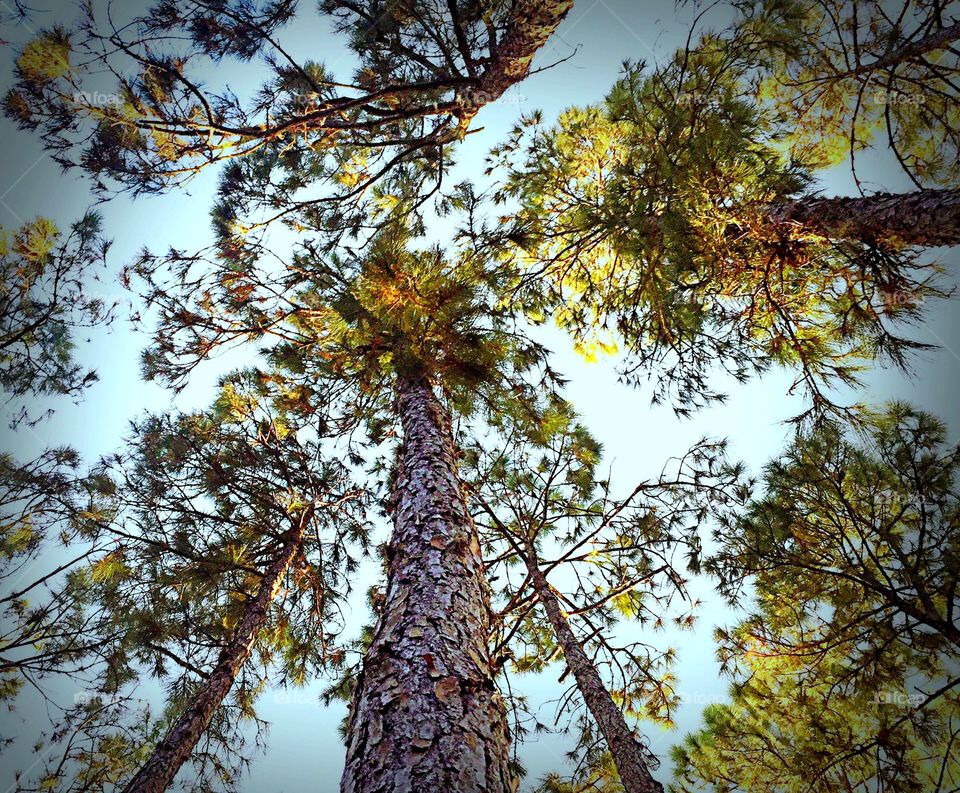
490,37,953,417
674,404,960,791
0,0,957,791
0,213,112,422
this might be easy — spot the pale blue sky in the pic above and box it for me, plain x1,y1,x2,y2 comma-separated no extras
1,0,958,790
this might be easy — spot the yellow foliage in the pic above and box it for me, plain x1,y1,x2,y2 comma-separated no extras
90,552,128,583
18,35,71,82
572,337,618,364
216,382,254,421
337,152,369,189
150,128,180,161
14,218,60,262
1,520,35,556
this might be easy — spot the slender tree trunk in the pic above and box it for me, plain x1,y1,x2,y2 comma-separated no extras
120,514,309,793
341,373,513,793
849,22,960,76
523,545,664,793
460,0,574,114
768,188,960,247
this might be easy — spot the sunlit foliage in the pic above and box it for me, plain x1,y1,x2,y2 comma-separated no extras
674,403,960,791
732,0,960,187
491,47,947,417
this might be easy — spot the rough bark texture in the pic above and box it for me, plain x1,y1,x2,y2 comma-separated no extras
524,547,665,793
460,0,574,113
120,516,308,793
769,188,960,247
340,374,513,793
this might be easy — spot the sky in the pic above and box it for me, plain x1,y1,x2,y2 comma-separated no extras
1,0,958,790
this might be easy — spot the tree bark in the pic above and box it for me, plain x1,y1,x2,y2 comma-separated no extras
458,0,574,115
523,545,665,793
120,513,309,793
847,22,960,77
341,373,513,793
768,188,960,247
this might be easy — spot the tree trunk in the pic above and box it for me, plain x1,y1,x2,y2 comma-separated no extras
341,373,513,793
459,0,574,114
849,22,960,76
524,545,664,793
120,513,309,793
768,188,960,247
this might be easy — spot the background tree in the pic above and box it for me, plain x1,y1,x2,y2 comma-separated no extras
0,213,112,424
729,0,960,187
490,34,955,419
0,448,115,720
19,371,370,793
536,751,631,793
4,0,572,203
0,446,161,791
672,402,960,791
462,399,747,793
0,210,119,766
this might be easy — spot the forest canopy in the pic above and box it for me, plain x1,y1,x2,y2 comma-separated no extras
0,1,957,792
